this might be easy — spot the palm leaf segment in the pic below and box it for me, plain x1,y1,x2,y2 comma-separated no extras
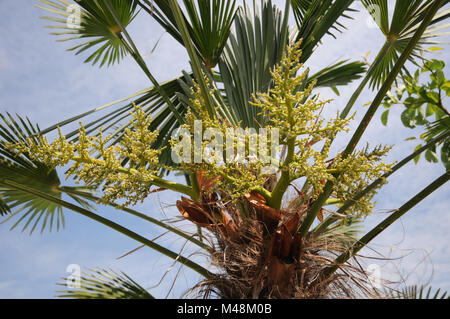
218,1,289,128
143,0,237,69
386,285,449,299
36,0,139,67
57,268,154,299
362,0,450,89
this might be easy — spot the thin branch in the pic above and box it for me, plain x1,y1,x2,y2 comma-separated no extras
102,0,185,124
313,129,450,234
314,170,449,285
0,178,212,279
59,187,209,251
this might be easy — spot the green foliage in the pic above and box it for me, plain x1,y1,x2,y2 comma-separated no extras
179,0,237,68
57,268,154,299
36,0,139,67
308,60,367,91
292,0,356,63
142,0,237,68
381,59,450,169
386,285,449,299
0,113,64,233
361,0,450,89
217,0,290,128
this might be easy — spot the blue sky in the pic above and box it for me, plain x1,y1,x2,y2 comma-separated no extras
0,1,449,298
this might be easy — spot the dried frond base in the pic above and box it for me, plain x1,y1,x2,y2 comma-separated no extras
180,177,381,299
188,211,379,299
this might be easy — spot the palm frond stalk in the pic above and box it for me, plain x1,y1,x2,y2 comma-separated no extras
315,170,450,286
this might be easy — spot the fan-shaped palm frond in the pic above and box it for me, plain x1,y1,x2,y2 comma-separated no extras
57,268,154,299
180,0,237,69
36,0,139,67
0,194,10,216
291,0,357,41
293,0,355,63
362,0,450,89
314,216,364,248
217,0,290,128
422,117,450,168
386,285,449,299
140,0,236,69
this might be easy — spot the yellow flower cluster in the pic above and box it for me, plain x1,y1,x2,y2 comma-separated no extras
169,40,392,216
249,41,392,216
249,41,351,141
332,145,393,217
172,88,270,199
9,106,164,206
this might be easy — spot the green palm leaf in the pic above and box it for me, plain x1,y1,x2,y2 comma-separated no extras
293,0,355,63
57,268,154,299
362,0,450,89
291,0,357,40
180,0,237,69
386,285,449,299
0,114,97,233
422,117,450,168
217,0,290,128
315,217,363,248
140,0,237,68
36,0,139,67
0,194,10,216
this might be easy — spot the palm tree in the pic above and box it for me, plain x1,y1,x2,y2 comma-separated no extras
0,0,449,298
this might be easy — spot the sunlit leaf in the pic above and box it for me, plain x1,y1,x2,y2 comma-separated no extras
381,109,389,126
